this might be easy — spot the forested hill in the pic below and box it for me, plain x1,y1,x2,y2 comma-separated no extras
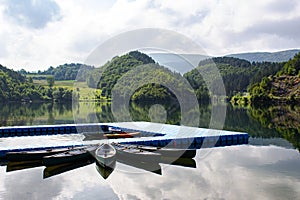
248,52,300,104
0,64,28,101
88,51,190,104
0,64,75,102
21,63,95,81
0,64,26,83
88,51,156,96
0,64,40,101
227,49,300,63
184,57,284,98
41,63,94,81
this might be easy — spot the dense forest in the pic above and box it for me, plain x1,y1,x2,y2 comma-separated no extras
87,51,189,105
184,57,284,99
21,63,94,81
2,50,300,105
0,64,76,102
94,51,156,96
247,52,300,105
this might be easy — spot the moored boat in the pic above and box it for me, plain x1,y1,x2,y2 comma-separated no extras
113,143,161,162
5,147,80,162
83,131,140,141
94,143,116,167
104,131,140,139
43,145,98,166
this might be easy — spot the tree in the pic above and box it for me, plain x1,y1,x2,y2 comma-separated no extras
28,77,33,83
46,76,55,88
87,75,96,88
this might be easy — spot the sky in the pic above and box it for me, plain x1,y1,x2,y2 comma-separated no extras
0,0,300,71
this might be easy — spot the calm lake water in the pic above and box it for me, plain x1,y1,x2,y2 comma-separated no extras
0,102,300,200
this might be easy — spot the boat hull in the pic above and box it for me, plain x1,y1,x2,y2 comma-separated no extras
43,146,97,166
5,147,77,162
113,144,161,163
94,144,116,167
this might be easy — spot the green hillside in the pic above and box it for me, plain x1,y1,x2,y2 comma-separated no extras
248,52,300,104
0,64,76,102
184,57,284,99
23,63,95,81
87,51,192,104
95,51,155,97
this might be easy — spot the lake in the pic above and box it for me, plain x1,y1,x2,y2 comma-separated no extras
0,102,299,200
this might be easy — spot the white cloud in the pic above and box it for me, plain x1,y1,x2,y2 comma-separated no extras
3,0,61,29
0,0,300,71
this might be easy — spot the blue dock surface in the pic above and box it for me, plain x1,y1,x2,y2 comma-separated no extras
0,122,248,156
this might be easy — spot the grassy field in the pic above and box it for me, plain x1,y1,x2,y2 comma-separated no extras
33,79,75,88
31,77,106,101
55,80,75,88
73,81,103,100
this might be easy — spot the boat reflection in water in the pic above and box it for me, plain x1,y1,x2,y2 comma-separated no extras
7,160,43,172
95,160,116,179
0,142,197,180
43,159,95,179
95,144,197,178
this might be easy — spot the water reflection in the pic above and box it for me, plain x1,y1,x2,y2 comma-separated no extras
0,145,299,199
0,145,197,180
0,164,118,200
0,101,300,199
0,102,299,150
108,145,300,200
0,102,74,126
248,105,300,150
44,159,95,179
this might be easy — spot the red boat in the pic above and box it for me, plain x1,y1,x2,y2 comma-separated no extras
83,131,140,140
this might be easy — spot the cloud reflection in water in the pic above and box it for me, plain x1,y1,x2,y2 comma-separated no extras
107,145,300,200
0,145,300,200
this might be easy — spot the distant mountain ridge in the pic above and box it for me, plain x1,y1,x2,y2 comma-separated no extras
227,49,300,63
147,49,299,74
148,53,210,74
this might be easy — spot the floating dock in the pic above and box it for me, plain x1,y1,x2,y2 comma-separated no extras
0,122,248,157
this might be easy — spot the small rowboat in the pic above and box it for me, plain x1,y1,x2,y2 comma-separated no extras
136,145,196,159
43,145,98,166
104,131,140,139
5,147,79,162
94,143,116,168
113,143,161,162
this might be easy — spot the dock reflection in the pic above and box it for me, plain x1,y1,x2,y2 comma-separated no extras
0,145,197,180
